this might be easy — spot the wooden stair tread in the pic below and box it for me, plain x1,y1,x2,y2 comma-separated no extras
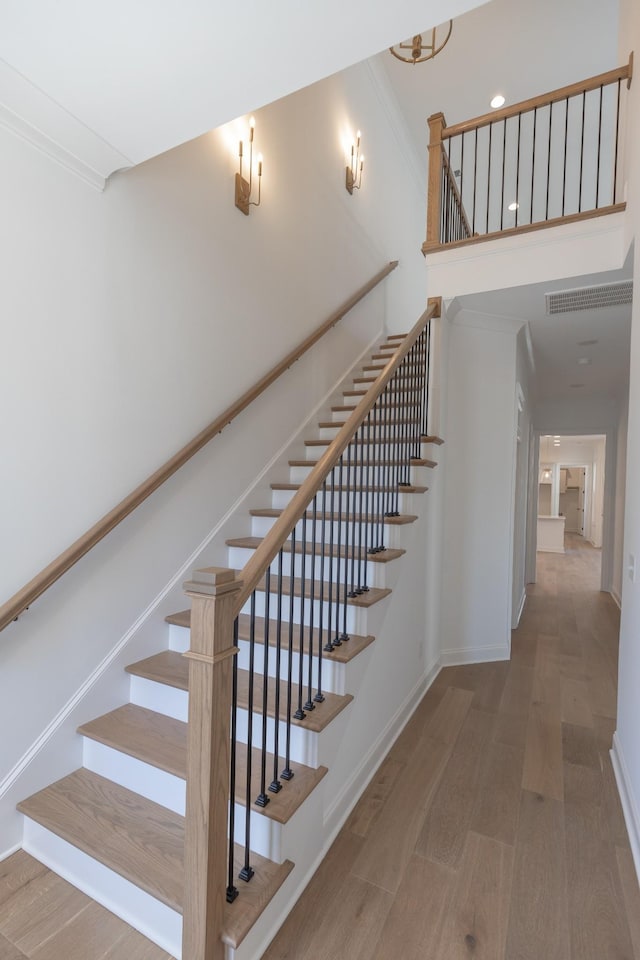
423,435,445,445
78,705,327,824
168,607,375,663
17,768,293,949
271,482,427,494
343,390,367,396
253,574,391,608
385,333,407,340
250,507,418,526
126,653,353,732
304,436,432,447
318,418,425,429
226,536,406,565
352,376,377,384
17,769,185,912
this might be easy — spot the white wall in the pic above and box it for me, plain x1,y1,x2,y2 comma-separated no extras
613,0,640,882
612,387,629,603
440,309,521,662
0,60,430,849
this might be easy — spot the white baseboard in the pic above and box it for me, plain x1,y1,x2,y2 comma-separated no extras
611,733,640,885
610,588,622,610
0,841,22,862
323,657,441,838
440,644,510,667
513,590,527,628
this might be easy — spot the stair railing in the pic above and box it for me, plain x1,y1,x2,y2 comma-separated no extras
0,261,398,634
182,297,441,960
423,54,633,253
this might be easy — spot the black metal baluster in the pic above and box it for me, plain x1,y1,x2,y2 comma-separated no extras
357,415,367,593
531,107,537,224
347,434,358,598
472,128,478,234
595,84,603,208
305,497,317,711
294,516,307,718
363,410,373,581
374,402,384,552
226,619,240,902
486,121,492,233
546,102,553,220
255,567,271,808
460,132,465,233
281,527,296,782
315,484,326,702
239,592,256,882
500,118,507,230
515,112,521,227
338,456,350,643
328,465,341,646
562,97,569,216
390,371,401,516
269,551,284,794
613,80,622,203
579,91,586,212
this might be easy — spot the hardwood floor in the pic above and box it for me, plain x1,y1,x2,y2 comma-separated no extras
3,535,639,958
264,535,640,960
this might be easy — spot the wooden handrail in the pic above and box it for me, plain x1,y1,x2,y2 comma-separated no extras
233,298,441,615
442,55,633,139
0,261,398,634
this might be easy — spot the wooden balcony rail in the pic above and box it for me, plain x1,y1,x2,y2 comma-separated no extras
181,295,441,960
0,261,398,634
423,54,633,253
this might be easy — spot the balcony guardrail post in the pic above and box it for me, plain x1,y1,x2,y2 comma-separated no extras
425,112,446,253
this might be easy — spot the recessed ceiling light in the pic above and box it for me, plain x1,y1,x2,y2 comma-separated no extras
577,339,599,346
569,383,584,388
508,201,519,211
491,94,505,108
577,357,591,365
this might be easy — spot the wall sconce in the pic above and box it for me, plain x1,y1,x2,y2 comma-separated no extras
235,116,262,215
346,131,364,194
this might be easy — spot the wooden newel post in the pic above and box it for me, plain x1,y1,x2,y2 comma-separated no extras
424,112,446,254
182,566,242,960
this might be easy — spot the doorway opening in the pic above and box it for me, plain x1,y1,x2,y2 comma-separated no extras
536,433,605,583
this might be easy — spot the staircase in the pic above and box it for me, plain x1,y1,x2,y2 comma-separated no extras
17,327,441,959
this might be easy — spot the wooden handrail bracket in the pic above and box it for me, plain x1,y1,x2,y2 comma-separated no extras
0,261,398,634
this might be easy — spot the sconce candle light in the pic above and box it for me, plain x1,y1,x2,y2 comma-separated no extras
235,116,262,215
346,130,364,194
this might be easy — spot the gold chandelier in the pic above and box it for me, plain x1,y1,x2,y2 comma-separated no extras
389,22,453,65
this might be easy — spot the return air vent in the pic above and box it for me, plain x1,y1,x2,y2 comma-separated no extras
545,280,633,315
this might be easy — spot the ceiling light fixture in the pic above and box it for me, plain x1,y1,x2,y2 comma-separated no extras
389,22,453,64
491,95,506,109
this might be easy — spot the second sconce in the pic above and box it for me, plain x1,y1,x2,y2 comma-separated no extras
346,130,364,194
236,116,263,215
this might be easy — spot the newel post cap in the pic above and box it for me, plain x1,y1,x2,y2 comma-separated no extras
183,566,242,598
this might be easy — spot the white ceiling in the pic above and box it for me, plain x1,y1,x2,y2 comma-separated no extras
0,0,488,185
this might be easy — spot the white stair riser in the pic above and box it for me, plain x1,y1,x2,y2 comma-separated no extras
270,487,419,513
289,463,431,485
81,739,282,861
236,642,343,694
250,515,404,549
226,545,387,588
317,423,423,441
128,675,319,767
330,407,357,421
23,819,183,959
238,590,366,634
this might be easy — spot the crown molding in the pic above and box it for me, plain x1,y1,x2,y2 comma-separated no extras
0,57,131,191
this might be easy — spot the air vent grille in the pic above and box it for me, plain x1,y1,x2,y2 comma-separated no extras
545,280,633,315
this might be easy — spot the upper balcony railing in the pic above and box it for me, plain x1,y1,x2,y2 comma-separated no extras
423,54,633,254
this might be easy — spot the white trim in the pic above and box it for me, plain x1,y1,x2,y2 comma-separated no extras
611,733,640,885
0,58,131,191
514,589,527,627
0,330,383,802
323,657,441,837
0,841,22,862
610,588,622,610
440,644,510,666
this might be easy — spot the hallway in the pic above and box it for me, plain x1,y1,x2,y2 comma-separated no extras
264,536,640,959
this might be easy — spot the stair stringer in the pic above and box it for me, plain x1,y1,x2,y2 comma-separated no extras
1,325,384,856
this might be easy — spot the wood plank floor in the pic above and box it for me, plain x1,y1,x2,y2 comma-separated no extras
264,534,640,960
